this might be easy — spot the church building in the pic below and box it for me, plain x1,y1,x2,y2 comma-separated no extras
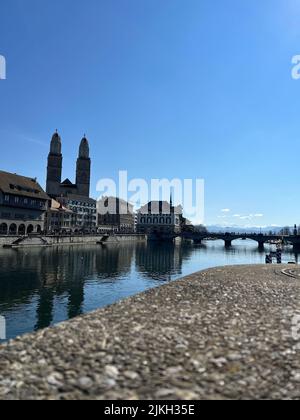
46,131,91,198
46,132,97,232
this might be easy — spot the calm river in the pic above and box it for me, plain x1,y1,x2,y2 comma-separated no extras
0,240,298,341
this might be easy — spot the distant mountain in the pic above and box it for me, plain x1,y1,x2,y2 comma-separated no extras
201,225,287,234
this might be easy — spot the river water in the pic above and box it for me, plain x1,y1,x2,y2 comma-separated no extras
0,240,298,341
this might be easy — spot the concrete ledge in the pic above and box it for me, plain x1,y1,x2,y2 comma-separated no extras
0,265,300,400
0,234,146,248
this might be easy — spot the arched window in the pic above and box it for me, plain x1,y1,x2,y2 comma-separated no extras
153,217,158,224
159,217,165,224
147,218,152,224
141,217,146,224
0,223,8,235
18,224,26,235
166,218,172,224
9,224,17,235
27,225,34,234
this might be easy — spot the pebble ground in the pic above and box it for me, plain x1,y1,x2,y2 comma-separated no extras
0,265,299,400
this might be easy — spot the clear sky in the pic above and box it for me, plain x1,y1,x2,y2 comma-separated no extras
1,0,300,227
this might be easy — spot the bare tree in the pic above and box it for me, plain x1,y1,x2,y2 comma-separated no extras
280,227,291,236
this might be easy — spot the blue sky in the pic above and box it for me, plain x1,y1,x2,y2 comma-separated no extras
1,0,300,226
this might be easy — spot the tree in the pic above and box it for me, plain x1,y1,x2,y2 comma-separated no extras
195,225,208,234
280,227,291,236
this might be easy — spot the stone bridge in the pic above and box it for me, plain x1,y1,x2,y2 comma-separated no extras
181,232,285,248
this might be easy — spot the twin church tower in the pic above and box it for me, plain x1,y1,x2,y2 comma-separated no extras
46,131,91,199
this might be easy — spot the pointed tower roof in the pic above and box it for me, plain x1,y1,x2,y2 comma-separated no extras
50,130,62,155
61,178,76,187
78,136,90,159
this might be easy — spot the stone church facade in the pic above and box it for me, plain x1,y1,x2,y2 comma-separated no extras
46,131,91,199
46,132,97,232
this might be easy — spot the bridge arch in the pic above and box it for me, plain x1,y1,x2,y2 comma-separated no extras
229,236,263,244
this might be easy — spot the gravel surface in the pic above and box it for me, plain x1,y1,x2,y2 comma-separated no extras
0,265,299,400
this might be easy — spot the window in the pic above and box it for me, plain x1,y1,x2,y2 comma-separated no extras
4,195,9,202
14,197,19,204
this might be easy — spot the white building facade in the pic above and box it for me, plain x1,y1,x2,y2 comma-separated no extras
137,201,182,235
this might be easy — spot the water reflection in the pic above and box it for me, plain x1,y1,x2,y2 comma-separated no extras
0,240,298,340
136,242,186,281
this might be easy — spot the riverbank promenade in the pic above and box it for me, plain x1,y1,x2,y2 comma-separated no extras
0,265,299,400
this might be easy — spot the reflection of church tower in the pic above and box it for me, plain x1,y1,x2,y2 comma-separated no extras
76,136,91,197
46,132,62,198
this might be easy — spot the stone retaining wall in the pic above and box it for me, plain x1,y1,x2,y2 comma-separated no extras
0,234,146,248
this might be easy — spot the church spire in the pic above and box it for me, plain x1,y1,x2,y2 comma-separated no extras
76,136,91,197
50,131,62,155
78,135,90,159
46,131,63,197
